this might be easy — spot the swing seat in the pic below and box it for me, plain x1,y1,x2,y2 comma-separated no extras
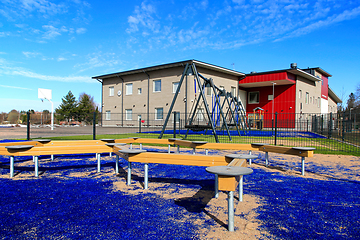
185,124,212,131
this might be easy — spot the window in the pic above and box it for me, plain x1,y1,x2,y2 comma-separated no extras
231,86,236,97
196,108,204,122
318,97,320,108
206,85,212,96
305,92,309,104
172,82,179,93
138,88,142,94
248,92,259,104
153,79,161,92
300,103,303,110
173,112,180,123
268,95,273,100
105,111,111,120
109,86,114,97
299,90,302,99
126,83,133,95
125,109,132,120
155,108,163,120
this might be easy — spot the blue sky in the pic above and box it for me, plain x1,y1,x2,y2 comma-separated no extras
1,0,359,113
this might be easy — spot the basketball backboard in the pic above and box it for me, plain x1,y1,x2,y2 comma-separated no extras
38,88,52,100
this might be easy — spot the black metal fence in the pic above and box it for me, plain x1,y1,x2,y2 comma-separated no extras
23,110,360,154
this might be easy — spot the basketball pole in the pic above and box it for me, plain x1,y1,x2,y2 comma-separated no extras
50,99,54,130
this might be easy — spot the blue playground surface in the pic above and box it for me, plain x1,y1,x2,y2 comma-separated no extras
146,129,326,138
0,145,359,239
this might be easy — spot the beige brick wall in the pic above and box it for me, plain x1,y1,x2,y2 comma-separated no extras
101,65,240,126
295,76,322,114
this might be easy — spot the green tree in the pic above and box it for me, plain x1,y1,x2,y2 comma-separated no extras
355,83,360,108
56,91,77,123
42,110,50,124
7,109,19,124
77,93,96,124
346,92,356,111
0,112,7,123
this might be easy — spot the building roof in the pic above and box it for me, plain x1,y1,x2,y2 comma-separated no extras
304,67,332,77
328,87,342,103
92,60,245,81
242,64,332,88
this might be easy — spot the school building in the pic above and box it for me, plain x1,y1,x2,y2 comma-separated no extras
92,60,341,127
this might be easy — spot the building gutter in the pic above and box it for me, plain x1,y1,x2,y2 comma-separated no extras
116,74,124,127
143,70,150,127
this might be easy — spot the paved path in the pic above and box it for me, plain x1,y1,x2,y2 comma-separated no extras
0,126,141,140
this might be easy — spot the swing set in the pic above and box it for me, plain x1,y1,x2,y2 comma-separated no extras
159,62,249,143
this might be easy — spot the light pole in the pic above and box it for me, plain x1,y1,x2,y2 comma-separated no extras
350,108,354,131
272,82,276,124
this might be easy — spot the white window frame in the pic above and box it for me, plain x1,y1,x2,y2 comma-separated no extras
173,112,180,123
138,88,142,95
105,110,111,120
172,82,180,93
153,79,161,92
248,91,259,104
126,83,133,95
109,86,114,97
196,108,205,122
231,86,236,97
155,107,163,120
206,85,212,96
125,109,132,120
305,92,309,104
299,90,302,99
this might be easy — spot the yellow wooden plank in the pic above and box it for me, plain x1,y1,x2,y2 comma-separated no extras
1,145,112,156
259,145,313,157
218,176,237,191
0,141,44,147
195,143,256,151
114,151,235,167
227,159,247,167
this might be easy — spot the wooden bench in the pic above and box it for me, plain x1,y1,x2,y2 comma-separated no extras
112,138,314,175
1,140,115,177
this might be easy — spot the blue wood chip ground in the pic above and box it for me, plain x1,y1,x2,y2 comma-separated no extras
0,145,359,239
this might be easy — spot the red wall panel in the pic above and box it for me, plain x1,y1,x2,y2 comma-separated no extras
321,75,328,100
246,84,296,127
240,72,295,84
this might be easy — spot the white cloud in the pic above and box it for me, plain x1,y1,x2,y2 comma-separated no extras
126,2,159,33
74,52,121,73
0,58,92,83
0,84,32,90
275,5,360,42
42,25,68,39
57,57,67,61
76,27,87,34
23,51,41,58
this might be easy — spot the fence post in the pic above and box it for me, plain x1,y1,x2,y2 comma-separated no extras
139,118,142,133
321,115,324,135
274,112,278,146
342,111,345,141
27,111,30,140
328,112,332,139
93,112,96,140
173,112,177,139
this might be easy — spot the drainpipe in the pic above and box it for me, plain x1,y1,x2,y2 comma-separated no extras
144,71,150,127
117,74,124,127
96,78,103,126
